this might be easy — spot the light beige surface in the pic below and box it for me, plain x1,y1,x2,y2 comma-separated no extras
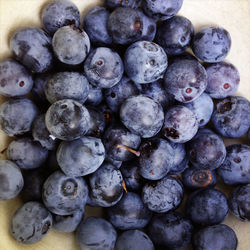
0,0,250,249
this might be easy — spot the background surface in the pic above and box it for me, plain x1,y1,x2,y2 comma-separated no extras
0,0,250,249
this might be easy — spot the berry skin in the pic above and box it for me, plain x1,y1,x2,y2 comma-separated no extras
186,188,228,226
187,128,226,171
11,201,52,244
217,144,250,185
45,99,90,141
76,217,117,250
0,98,38,137
10,27,53,73
85,84,103,106
45,72,90,104
124,41,168,84
120,161,143,192
0,59,33,97
156,16,194,55
182,166,217,190
206,62,240,99
83,6,112,46
57,136,105,177
107,192,152,230
88,163,124,207
103,124,141,162
142,176,184,213
192,224,238,250
7,137,48,170
229,185,250,221
42,170,88,215
115,230,155,250
42,0,80,35
184,93,214,127
192,26,231,63
139,138,174,180
0,160,24,200
105,0,142,9
164,59,207,103
162,105,199,143
52,25,90,65
120,95,164,138
84,47,124,89
32,114,58,150
142,0,183,21
107,7,143,45
104,76,139,113
212,96,250,138
53,208,84,233
148,212,193,249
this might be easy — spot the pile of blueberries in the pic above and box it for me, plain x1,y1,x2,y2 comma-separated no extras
0,0,250,249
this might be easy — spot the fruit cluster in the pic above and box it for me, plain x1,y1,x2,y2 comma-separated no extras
0,0,249,249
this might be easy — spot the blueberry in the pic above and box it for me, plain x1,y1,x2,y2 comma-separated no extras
108,7,143,45
0,160,23,200
10,27,53,73
89,163,124,207
85,84,103,106
32,73,52,105
104,76,139,113
42,0,80,35
42,170,88,215
107,192,152,230
124,41,168,84
7,137,48,170
32,114,58,150
211,96,250,138
187,128,226,170
11,201,52,244
52,25,90,65
120,161,143,192
162,105,198,143
120,95,164,138
229,185,250,221
206,62,240,99
164,59,207,103
186,188,228,226
148,212,193,249
21,168,47,202
182,166,217,190
103,124,141,162
115,230,155,250
156,16,194,55
142,0,183,21
76,217,117,250
86,107,106,137
57,136,105,177
45,72,89,104
45,99,90,141
53,208,84,233
192,224,238,250
0,59,33,97
168,142,188,175
83,6,112,46
0,98,38,136
192,26,231,63
105,155,123,169
105,0,142,9
137,9,156,41
142,176,184,213
139,138,174,180
140,80,174,111
217,144,250,185
184,93,214,127
84,47,124,88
